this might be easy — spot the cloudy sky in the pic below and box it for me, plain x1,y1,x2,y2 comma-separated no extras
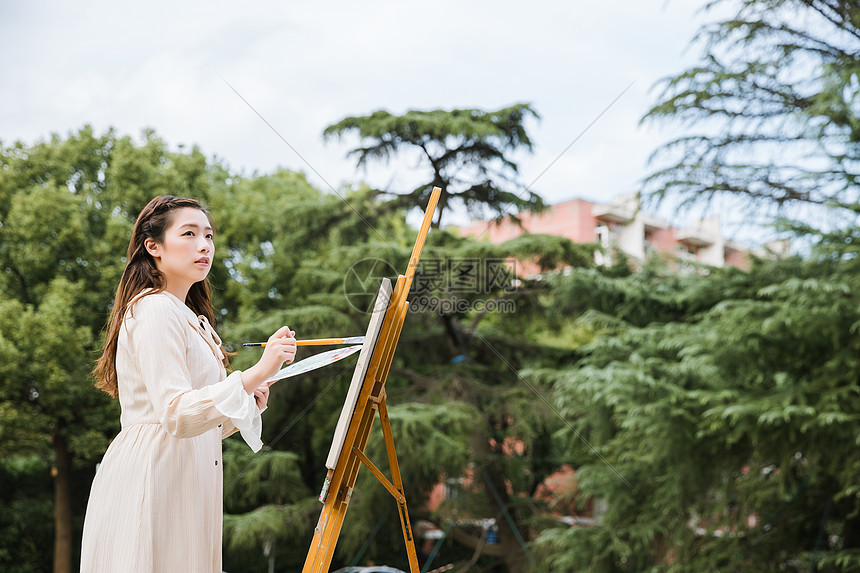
1,1,725,228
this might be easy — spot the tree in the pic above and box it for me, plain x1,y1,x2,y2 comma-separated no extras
317,103,605,570
642,0,860,217
314,229,597,572
529,247,860,571
524,0,860,569
213,175,595,570
0,126,232,573
323,104,544,227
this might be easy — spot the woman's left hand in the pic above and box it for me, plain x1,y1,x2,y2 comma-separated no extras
253,384,270,410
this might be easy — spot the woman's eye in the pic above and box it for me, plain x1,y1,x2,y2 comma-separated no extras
206,234,214,239
183,231,194,236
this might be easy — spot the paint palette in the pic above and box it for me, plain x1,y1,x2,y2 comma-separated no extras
265,345,363,384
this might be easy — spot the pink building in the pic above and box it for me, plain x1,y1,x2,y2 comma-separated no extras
457,193,788,272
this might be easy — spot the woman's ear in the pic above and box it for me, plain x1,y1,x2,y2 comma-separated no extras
144,237,160,259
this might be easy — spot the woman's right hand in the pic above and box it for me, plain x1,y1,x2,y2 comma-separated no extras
241,326,296,392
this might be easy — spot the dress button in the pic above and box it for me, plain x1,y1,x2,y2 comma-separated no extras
215,460,218,466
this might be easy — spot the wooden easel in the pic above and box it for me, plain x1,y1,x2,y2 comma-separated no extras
302,187,441,572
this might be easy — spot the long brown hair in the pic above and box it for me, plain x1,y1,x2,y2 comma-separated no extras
94,195,218,398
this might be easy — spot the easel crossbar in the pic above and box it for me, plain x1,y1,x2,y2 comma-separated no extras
353,448,400,502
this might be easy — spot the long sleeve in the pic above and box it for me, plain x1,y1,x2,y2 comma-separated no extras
221,403,267,440
124,294,263,451
221,419,239,439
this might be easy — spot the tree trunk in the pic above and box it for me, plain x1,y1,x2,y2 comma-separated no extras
483,468,529,573
442,314,470,359
52,429,72,573
843,507,860,549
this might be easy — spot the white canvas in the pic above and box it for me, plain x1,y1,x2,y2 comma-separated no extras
324,278,393,470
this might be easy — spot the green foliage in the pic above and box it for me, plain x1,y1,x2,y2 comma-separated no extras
221,440,316,571
643,0,860,216
223,439,309,511
323,104,544,225
503,232,597,271
531,245,860,571
515,2,860,570
0,454,53,573
336,402,478,563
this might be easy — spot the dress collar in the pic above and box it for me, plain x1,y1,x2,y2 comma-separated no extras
141,289,226,363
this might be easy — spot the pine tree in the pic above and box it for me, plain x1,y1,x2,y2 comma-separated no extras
323,104,544,227
643,0,860,218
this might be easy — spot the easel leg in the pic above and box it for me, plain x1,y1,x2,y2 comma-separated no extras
378,397,420,571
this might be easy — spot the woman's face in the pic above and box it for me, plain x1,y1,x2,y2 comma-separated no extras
147,207,214,294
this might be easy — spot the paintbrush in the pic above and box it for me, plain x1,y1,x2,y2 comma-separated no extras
242,336,365,348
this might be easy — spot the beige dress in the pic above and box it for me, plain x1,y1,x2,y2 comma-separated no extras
80,290,263,573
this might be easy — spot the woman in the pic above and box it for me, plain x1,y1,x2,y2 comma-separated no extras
81,195,296,572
